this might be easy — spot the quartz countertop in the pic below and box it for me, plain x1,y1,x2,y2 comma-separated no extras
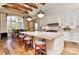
21,31,64,40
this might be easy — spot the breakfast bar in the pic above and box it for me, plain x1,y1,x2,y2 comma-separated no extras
21,31,64,55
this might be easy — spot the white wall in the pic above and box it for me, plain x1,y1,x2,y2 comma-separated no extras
40,15,58,26
38,8,79,31
0,13,7,33
0,14,1,32
38,12,58,28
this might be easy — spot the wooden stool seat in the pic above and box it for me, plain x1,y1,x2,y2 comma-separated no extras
12,33,18,38
19,34,24,46
35,39,47,55
19,35,24,37
35,44,46,49
24,36,33,51
24,37,32,40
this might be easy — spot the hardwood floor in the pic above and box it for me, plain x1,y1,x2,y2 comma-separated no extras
0,38,79,55
61,42,79,55
0,38,35,55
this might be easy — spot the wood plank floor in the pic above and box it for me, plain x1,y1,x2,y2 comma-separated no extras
0,38,79,55
61,42,79,55
0,38,35,55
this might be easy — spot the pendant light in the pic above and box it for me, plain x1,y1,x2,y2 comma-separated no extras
37,4,45,19
27,16,32,21
37,10,45,18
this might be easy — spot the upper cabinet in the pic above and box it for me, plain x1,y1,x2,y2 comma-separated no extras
58,11,79,28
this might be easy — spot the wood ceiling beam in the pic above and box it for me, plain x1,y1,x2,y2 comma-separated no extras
8,3,33,11
24,3,38,9
2,5,22,11
2,5,28,14
7,3,29,13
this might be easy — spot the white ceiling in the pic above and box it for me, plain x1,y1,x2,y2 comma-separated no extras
29,3,79,16
43,3,79,14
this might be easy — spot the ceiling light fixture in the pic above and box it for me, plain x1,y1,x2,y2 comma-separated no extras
27,16,32,21
37,10,45,18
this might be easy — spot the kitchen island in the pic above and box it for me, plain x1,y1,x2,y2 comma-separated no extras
21,31,64,55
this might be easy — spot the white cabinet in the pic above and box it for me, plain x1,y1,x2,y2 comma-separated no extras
63,32,79,45
64,32,72,41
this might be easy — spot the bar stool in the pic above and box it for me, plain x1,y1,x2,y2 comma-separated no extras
12,32,16,38
24,36,33,51
12,31,18,39
19,34,24,46
35,39,47,55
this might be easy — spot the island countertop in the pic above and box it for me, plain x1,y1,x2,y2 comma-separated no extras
21,31,64,40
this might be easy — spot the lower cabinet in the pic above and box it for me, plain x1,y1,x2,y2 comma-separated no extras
63,32,79,45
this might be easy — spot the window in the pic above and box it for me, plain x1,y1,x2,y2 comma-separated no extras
7,16,24,32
